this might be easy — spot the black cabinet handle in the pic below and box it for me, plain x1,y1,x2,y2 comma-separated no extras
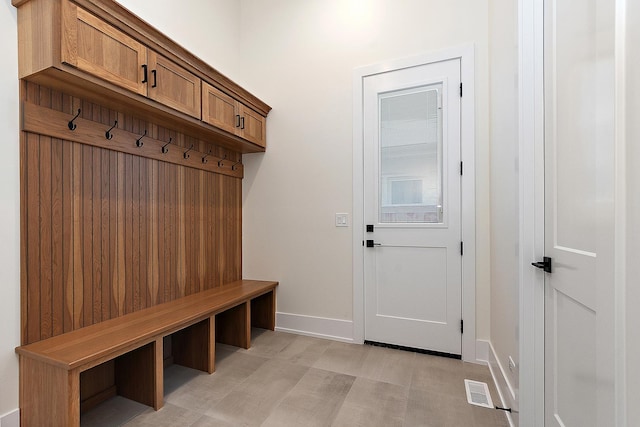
151,69,157,88
236,114,241,128
141,64,148,83
240,116,245,130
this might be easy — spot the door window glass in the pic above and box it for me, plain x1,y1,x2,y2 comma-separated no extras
379,84,443,223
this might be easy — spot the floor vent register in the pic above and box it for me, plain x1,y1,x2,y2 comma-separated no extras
464,379,494,409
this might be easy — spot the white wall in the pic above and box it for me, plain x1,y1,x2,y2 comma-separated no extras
239,0,491,339
116,0,241,78
489,0,520,408
0,0,20,419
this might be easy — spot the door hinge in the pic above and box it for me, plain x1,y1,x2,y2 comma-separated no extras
460,82,463,97
460,161,463,176
461,319,464,334
460,241,464,256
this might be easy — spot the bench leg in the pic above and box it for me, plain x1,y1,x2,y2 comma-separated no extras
216,301,251,349
209,315,216,372
172,316,216,374
115,340,163,410
154,338,164,409
251,289,276,331
19,356,80,427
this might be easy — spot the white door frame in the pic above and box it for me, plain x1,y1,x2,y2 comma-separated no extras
517,0,545,424
352,45,477,362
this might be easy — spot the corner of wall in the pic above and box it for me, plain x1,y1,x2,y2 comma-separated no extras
1,0,21,417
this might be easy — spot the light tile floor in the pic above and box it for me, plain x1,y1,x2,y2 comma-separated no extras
81,329,509,427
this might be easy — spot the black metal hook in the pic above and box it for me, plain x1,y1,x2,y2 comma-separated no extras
161,137,173,154
217,154,228,167
105,120,118,140
183,144,194,159
136,130,147,147
231,160,242,171
202,149,212,164
68,109,81,131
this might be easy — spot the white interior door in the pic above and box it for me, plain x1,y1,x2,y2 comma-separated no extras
363,59,462,355
543,0,615,424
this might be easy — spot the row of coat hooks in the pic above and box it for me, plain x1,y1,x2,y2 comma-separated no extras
67,108,241,170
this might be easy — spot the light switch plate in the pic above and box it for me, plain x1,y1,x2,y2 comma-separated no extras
335,213,349,227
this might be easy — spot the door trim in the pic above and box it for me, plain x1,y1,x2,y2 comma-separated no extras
613,1,628,424
517,0,545,424
352,45,476,362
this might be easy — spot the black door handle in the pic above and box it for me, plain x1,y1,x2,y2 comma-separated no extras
531,256,552,273
151,69,157,88
366,240,382,248
141,64,148,83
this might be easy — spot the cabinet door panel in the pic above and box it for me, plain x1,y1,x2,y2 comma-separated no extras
239,105,266,148
202,82,238,134
62,2,147,95
148,51,201,118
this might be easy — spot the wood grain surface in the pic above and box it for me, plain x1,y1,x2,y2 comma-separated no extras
21,82,243,345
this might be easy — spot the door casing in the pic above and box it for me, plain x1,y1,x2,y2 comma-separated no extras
352,45,477,362
517,0,545,424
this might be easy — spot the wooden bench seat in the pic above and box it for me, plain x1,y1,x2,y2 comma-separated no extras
16,279,278,427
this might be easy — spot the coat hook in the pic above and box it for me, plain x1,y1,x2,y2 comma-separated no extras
105,120,118,140
136,130,147,147
231,160,242,171
217,154,228,167
202,149,212,164
161,137,173,154
68,109,81,130
183,144,194,159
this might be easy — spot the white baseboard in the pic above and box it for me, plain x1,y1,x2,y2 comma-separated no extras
487,341,518,427
275,312,354,343
0,409,19,427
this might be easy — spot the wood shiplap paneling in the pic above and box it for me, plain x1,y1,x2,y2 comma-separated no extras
21,82,243,345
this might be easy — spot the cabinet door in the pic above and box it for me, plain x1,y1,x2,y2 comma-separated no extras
238,104,266,148
61,0,147,95
147,51,201,118
202,82,239,134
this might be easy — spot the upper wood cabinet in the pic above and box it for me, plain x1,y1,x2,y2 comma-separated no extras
202,82,238,135
61,4,148,96
147,51,201,118
238,104,266,148
202,82,266,148
61,0,201,118
13,0,270,153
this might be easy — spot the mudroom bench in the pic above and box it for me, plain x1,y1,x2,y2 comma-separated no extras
15,279,277,427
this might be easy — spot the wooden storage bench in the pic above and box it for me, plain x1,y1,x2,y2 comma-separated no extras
16,279,277,427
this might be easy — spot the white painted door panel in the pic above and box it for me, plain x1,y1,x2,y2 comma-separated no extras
364,59,462,355
544,0,614,424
